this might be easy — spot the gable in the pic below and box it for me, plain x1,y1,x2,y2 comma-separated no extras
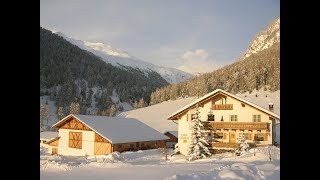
59,117,92,131
167,89,279,120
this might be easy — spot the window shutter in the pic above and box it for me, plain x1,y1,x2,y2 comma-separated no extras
223,133,227,140
248,132,252,140
264,133,268,141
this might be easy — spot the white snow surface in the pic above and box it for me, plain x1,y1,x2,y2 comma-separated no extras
55,32,193,84
41,146,280,180
40,131,59,140
118,97,198,133
56,115,169,144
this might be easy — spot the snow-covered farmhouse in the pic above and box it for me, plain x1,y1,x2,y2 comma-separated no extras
167,89,280,156
46,114,169,156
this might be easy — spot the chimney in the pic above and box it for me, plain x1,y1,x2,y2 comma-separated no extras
268,103,274,112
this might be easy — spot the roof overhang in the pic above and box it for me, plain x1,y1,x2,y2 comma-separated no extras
52,114,114,144
167,89,280,121
45,136,60,144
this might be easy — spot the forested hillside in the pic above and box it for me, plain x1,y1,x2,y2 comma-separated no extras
149,18,280,105
40,27,169,118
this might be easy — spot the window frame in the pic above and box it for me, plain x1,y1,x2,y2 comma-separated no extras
256,133,264,141
68,131,82,149
253,115,261,122
230,115,238,122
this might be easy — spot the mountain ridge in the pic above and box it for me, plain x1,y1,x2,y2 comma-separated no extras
54,32,193,84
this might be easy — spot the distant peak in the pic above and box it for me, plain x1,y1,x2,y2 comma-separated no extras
240,17,280,61
83,41,131,58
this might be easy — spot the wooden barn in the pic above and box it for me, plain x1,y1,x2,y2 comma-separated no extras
47,114,169,156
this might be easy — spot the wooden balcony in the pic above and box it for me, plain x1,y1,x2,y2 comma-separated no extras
208,122,268,130
212,104,233,110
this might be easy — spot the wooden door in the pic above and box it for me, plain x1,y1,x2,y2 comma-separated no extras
94,142,112,155
229,132,236,143
52,148,58,155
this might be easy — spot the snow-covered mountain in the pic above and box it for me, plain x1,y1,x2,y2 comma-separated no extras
241,17,280,60
55,32,192,84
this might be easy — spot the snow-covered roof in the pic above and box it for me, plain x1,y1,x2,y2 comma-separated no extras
52,114,169,144
165,131,178,138
40,131,59,140
167,89,280,120
117,97,197,133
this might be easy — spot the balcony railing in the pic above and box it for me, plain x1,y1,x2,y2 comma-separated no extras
212,104,233,110
208,122,268,130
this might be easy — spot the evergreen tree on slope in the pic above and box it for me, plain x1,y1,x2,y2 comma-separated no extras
235,133,249,156
187,104,212,161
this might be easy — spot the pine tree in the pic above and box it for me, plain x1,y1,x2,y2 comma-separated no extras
69,102,80,114
133,100,139,109
187,104,212,161
109,104,117,117
40,104,51,128
57,106,65,120
235,133,249,156
138,98,146,108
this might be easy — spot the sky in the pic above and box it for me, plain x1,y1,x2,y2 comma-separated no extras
40,0,279,74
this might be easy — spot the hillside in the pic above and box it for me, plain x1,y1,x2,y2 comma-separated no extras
40,27,169,127
149,17,280,105
55,32,193,84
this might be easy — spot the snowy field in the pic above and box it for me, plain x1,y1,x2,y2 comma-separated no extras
41,146,279,180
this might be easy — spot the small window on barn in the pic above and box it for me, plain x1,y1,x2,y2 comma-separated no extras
141,143,144,147
118,144,123,148
69,132,82,149
191,114,196,120
130,144,134,148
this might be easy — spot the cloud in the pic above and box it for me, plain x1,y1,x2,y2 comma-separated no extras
177,49,221,75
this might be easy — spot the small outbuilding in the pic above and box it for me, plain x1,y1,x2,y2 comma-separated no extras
47,114,169,156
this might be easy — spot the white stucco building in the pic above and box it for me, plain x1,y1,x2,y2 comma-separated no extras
167,89,280,156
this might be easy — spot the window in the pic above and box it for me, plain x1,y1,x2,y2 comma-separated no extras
141,143,144,147
208,114,214,121
230,115,238,121
215,132,224,139
256,133,264,141
239,133,249,140
130,144,134,148
69,131,82,149
191,114,196,120
118,144,123,148
253,115,261,122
